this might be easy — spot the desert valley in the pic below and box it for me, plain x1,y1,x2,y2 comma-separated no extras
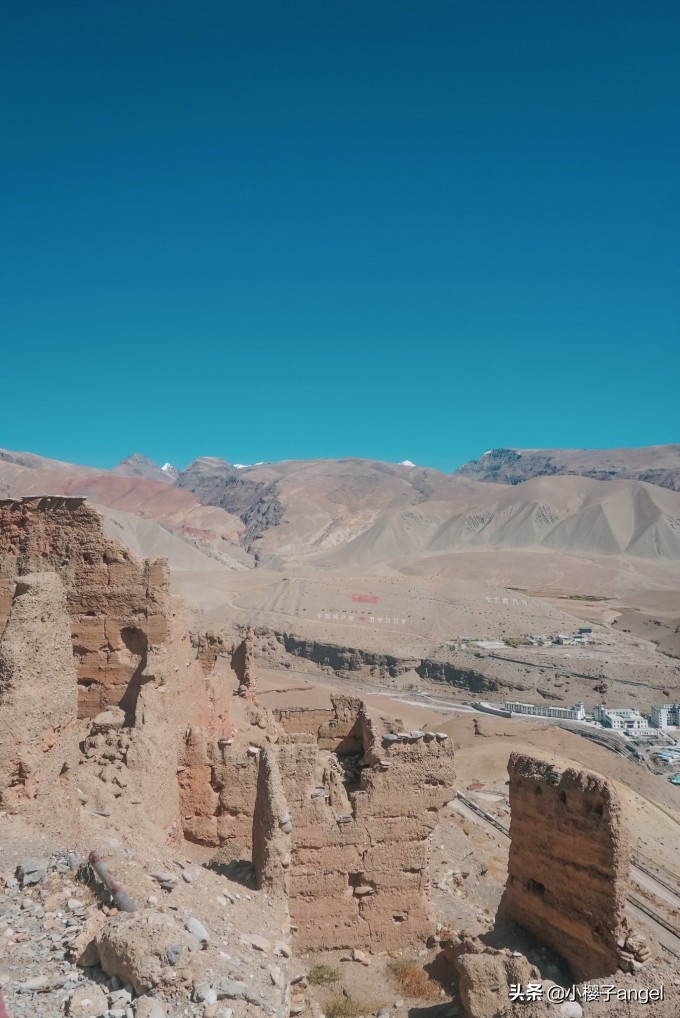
1,444,680,1018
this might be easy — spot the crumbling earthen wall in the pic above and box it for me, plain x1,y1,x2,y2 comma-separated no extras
0,496,232,837
178,663,277,850
252,746,292,895
231,626,258,700
0,497,175,720
499,752,633,980
0,572,79,837
274,706,333,736
0,577,14,639
191,630,229,674
179,726,259,850
115,611,231,836
270,697,456,950
316,694,366,752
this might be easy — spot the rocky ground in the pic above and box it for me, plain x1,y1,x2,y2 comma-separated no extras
2,688,680,1018
0,844,296,1018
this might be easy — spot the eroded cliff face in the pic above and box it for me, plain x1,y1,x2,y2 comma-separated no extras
0,577,14,638
0,572,79,836
278,633,420,677
273,632,518,694
499,752,634,980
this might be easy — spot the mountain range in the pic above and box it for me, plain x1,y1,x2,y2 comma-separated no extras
1,445,680,577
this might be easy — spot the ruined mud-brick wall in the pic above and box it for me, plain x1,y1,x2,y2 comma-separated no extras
252,746,292,894
179,723,259,850
0,577,14,638
0,572,79,837
274,707,333,736
0,497,175,719
270,696,456,950
231,626,257,699
0,496,232,835
499,752,631,980
178,656,282,851
191,630,229,674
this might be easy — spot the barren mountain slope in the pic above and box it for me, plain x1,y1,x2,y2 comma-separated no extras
0,450,246,561
456,444,680,490
175,456,680,566
111,452,174,482
100,505,251,572
176,455,457,550
251,473,680,568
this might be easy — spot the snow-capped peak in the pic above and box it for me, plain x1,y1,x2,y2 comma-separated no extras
399,459,416,467
162,462,179,479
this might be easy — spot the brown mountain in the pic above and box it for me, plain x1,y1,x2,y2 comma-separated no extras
112,453,173,483
0,448,248,569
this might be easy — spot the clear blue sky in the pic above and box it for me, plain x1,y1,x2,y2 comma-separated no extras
1,2,678,473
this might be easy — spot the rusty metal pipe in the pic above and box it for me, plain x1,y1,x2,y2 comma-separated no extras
88,850,136,912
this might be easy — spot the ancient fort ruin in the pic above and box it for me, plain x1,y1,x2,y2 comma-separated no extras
0,496,655,1017
264,697,455,949
0,496,456,953
0,495,232,837
0,571,80,835
499,751,643,980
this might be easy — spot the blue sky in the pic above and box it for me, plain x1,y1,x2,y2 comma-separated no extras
1,1,678,473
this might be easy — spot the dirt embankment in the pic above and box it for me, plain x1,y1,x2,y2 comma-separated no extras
269,632,527,696
248,627,680,708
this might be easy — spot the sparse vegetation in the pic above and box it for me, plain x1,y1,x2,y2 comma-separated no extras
387,958,441,1000
308,963,341,986
325,997,385,1018
503,635,531,647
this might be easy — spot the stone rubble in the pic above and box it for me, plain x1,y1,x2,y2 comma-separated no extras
0,851,292,1018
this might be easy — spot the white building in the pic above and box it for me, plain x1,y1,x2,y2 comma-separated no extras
505,700,586,721
650,704,680,729
593,705,648,731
